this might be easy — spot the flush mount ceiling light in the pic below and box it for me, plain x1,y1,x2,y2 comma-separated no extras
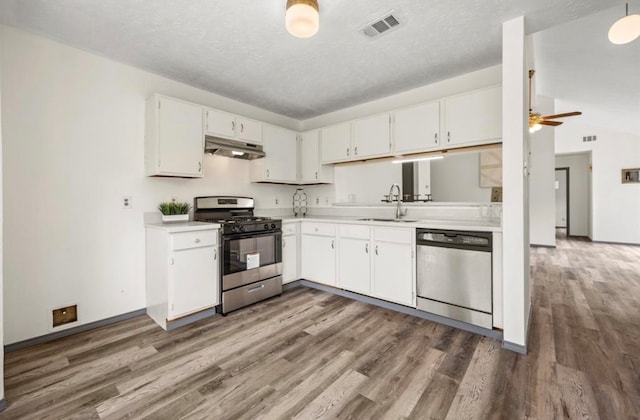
286,0,319,38
608,3,640,44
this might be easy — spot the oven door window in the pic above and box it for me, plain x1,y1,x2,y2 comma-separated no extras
224,233,281,275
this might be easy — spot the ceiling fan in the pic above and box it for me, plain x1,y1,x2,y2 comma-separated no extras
528,70,581,133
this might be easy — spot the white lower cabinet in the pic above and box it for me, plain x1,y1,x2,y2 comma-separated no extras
145,225,220,330
300,222,336,286
337,225,371,295
297,223,415,308
371,227,415,307
282,222,299,284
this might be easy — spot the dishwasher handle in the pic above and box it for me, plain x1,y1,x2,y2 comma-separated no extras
416,229,492,252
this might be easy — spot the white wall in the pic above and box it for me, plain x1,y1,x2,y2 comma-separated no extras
430,153,491,202
528,96,556,246
502,16,531,349
1,26,300,344
555,117,640,244
555,153,590,236
333,161,401,204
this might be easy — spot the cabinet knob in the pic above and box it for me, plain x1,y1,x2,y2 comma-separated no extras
434,133,438,144
365,243,369,253
240,123,244,133
213,248,217,259
347,148,350,157
232,121,236,131
447,131,451,143
315,171,318,179
266,169,270,178
198,162,202,172
354,146,358,156
331,240,335,249
375,245,379,255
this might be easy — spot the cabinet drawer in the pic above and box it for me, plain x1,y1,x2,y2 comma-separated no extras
301,222,336,236
171,230,218,251
339,224,370,240
373,227,413,244
282,222,298,236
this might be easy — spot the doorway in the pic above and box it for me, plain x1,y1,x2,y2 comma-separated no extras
555,167,569,237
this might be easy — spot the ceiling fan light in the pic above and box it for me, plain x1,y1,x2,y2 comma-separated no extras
286,0,319,38
608,5,640,45
529,124,542,134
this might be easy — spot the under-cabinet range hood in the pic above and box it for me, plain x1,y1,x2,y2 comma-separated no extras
204,136,265,160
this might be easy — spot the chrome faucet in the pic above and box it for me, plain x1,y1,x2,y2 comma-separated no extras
388,183,405,219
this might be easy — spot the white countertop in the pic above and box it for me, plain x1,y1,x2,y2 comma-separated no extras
280,215,502,232
145,221,221,232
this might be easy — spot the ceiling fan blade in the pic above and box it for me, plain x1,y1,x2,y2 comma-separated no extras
540,120,563,126
542,111,582,120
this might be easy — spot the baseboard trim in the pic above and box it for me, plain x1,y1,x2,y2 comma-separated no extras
298,280,503,341
165,307,219,331
0,399,7,412
502,341,527,354
4,308,147,353
592,240,640,246
530,244,556,248
283,280,302,291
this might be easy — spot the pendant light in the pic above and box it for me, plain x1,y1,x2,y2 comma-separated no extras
286,0,319,38
608,3,640,44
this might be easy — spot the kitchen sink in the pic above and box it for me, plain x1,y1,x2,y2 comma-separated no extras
357,218,419,223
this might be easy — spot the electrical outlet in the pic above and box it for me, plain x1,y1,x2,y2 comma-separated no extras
123,196,132,209
171,196,178,202
275,198,279,205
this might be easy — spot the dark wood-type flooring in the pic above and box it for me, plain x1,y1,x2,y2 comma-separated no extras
2,236,639,419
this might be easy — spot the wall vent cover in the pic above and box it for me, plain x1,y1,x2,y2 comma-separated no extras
582,135,597,142
360,11,401,39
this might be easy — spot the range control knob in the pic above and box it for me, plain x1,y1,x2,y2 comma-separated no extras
231,226,238,233
264,224,270,230
239,225,245,232
271,223,276,229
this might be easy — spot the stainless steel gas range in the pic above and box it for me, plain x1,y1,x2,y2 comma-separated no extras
194,196,283,314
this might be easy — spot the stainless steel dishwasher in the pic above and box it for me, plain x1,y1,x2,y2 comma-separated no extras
416,229,493,329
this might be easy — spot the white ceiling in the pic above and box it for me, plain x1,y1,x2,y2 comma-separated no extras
0,0,623,120
534,5,640,134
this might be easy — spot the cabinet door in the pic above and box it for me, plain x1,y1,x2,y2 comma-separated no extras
158,97,204,177
337,237,371,295
168,246,219,319
394,102,440,153
352,113,391,158
301,235,336,286
282,235,298,284
236,117,262,144
321,123,351,163
300,130,320,183
262,125,298,182
205,108,236,138
444,86,502,146
372,241,414,307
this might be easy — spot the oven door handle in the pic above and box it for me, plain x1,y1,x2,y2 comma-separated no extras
223,230,282,241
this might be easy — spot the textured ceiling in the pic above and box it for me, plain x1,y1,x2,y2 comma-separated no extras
0,0,621,119
534,5,640,134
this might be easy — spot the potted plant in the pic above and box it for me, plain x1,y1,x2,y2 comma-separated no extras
158,200,190,223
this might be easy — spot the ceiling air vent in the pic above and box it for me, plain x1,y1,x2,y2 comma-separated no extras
360,12,401,39
582,135,597,142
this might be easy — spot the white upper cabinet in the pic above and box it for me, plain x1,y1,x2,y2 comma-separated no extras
300,130,333,184
250,124,297,183
145,95,204,178
443,86,502,147
321,122,352,163
352,113,391,158
393,101,440,153
205,108,262,144
236,116,262,143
